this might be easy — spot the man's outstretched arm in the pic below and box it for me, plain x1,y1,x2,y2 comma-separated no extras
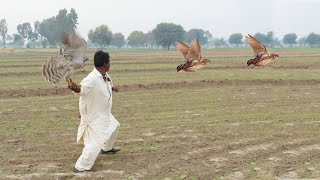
67,78,81,93
112,86,119,92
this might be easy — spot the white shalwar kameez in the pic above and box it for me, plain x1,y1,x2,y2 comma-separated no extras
74,68,120,171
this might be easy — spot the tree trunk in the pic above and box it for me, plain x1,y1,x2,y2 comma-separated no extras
40,36,44,48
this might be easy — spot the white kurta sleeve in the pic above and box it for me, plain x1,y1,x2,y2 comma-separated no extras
79,85,91,96
79,76,96,96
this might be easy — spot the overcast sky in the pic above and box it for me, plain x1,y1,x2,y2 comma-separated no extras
1,0,319,39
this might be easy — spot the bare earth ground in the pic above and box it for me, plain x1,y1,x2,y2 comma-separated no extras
1,48,320,179
2,79,320,98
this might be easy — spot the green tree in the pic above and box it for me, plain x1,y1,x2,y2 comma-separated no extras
184,29,212,45
17,23,32,39
42,38,48,48
254,33,269,45
6,34,13,47
88,29,96,45
30,21,40,48
88,25,113,47
12,34,24,48
38,8,78,47
0,19,8,48
111,33,126,48
7,34,13,41
298,37,306,47
252,31,277,47
67,9,78,29
228,33,243,47
127,31,145,48
272,38,282,48
305,33,320,47
18,21,40,48
144,31,156,48
55,8,78,36
282,33,297,47
152,23,185,50
39,17,57,46
213,38,227,47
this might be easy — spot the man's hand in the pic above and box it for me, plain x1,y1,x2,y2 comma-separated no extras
112,87,119,92
67,78,81,93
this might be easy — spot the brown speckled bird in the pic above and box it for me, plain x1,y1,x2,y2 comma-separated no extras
246,34,279,67
176,39,210,72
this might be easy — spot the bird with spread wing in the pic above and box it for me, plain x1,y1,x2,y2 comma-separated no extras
176,39,210,72
42,29,88,84
246,34,279,67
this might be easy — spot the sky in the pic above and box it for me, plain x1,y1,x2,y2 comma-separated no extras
0,0,319,40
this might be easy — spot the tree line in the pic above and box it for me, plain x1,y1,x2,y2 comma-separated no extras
1,9,320,49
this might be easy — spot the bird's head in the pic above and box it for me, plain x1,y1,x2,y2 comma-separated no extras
176,64,183,72
247,59,254,67
203,59,211,63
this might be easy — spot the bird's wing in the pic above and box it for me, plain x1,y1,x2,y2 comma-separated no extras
62,29,87,68
42,57,71,84
185,39,202,62
246,34,269,57
176,40,190,58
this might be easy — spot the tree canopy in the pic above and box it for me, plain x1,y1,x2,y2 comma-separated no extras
152,23,185,50
213,38,227,47
88,25,113,47
228,33,243,47
3,9,320,49
111,33,126,48
305,33,320,47
127,31,145,48
38,8,78,47
0,19,8,47
184,29,212,45
283,33,297,47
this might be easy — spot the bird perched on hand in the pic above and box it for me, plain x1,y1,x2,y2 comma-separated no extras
246,34,279,67
176,39,210,72
42,29,88,84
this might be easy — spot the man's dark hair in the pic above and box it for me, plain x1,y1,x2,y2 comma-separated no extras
94,50,110,67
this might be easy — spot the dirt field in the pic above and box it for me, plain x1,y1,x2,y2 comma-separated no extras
1,48,320,179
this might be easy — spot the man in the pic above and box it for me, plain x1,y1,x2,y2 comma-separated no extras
67,50,121,173
59,47,63,55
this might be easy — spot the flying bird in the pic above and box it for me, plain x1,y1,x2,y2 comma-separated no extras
176,39,210,72
42,29,88,84
246,34,279,67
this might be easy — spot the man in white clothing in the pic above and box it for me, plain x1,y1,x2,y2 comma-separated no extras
67,50,120,173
